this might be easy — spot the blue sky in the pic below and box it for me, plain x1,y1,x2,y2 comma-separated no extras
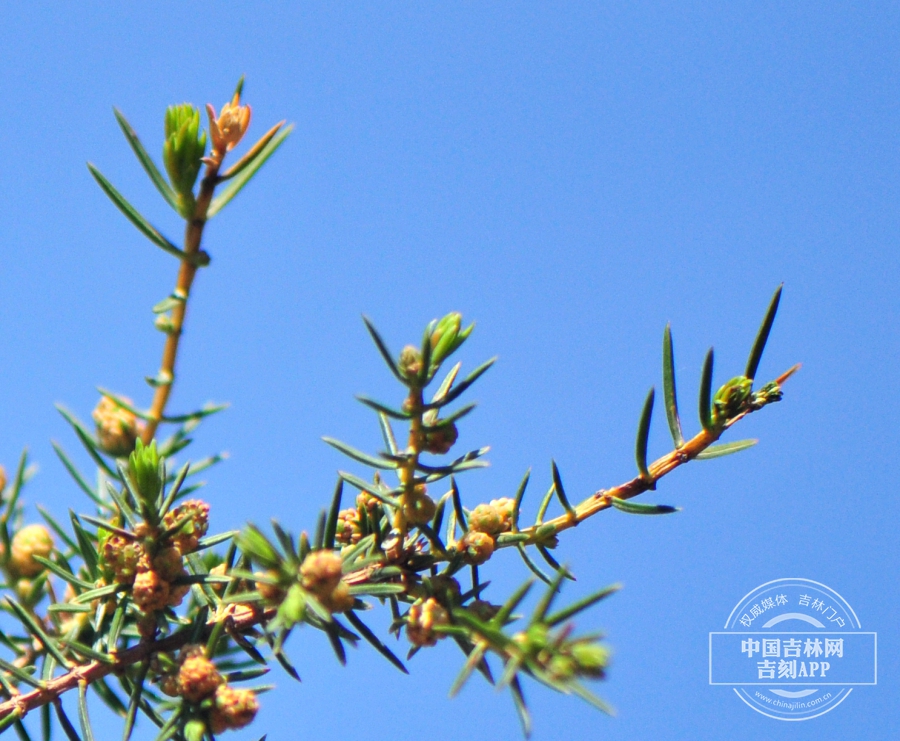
0,3,897,739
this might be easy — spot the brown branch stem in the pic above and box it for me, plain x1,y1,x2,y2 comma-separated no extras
0,606,275,723
141,155,223,444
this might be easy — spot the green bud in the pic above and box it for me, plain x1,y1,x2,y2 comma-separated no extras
164,104,192,140
524,623,549,650
128,438,162,508
429,312,461,364
280,583,306,624
154,314,175,334
429,312,474,368
162,103,207,215
713,376,753,421
570,642,610,676
183,719,206,741
549,654,577,680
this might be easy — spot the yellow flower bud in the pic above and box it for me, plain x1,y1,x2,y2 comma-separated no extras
459,531,494,565
489,497,516,531
101,535,144,585
132,569,170,613
178,654,223,703
298,551,355,613
398,345,423,379
209,685,259,734
163,499,210,554
356,491,380,513
92,395,141,456
468,503,502,535
299,550,343,596
335,508,362,545
401,487,436,525
10,524,54,578
406,597,449,647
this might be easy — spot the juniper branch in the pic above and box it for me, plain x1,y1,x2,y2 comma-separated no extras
0,81,799,740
